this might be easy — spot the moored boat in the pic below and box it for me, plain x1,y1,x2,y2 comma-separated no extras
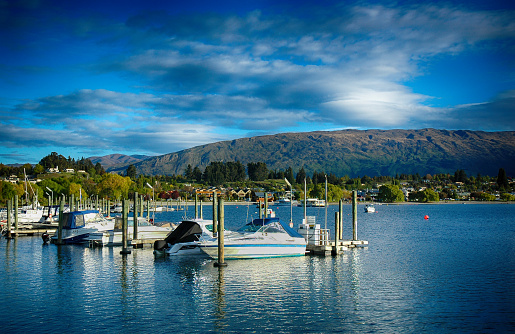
199,217,307,259
153,219,216,256
364,204,375,213
87,217,173,246
50,210,114,244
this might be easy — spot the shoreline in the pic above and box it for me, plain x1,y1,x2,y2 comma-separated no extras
166,200,514,206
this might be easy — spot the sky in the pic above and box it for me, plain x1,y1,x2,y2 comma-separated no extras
1,0,514,165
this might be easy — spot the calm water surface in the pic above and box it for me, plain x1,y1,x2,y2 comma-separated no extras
1,203,514,333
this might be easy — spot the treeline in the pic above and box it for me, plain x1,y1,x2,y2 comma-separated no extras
152,161,512,195
0,152,105,178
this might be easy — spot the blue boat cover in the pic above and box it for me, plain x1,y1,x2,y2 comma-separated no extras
62,210,100,229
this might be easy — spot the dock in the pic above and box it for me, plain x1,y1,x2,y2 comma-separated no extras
306,240,368,255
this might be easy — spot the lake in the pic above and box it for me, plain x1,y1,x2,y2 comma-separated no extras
1,203,514,333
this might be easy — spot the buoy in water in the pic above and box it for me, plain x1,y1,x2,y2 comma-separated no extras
424,215,429,220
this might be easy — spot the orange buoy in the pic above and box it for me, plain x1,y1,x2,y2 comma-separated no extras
424,215,429,220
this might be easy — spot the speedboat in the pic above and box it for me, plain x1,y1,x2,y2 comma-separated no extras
50,210,114,244
364,204,375,213
199,217,307,260
86,217,173,246
153,219,216,256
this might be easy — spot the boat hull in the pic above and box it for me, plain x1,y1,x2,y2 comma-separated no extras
200,243,306,259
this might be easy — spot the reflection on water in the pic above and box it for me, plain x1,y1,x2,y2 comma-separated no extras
0,204,514,333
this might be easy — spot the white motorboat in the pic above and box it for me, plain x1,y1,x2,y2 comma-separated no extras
301,198,326,207
50,210,114,244
199,217,307,260
153,219,216,256
86,217,173,246
364,204,375,213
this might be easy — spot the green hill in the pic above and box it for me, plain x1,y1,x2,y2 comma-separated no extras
107,129,515,177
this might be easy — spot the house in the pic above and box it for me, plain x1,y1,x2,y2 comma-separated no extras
47,167,59,173
65,168,75,173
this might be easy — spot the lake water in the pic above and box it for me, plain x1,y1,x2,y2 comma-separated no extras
1,203,514,333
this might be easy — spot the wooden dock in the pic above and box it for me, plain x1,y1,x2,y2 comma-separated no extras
306,240,368,255
5,228,53,237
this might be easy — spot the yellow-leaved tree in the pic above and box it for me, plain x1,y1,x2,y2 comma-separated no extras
97,174,133,200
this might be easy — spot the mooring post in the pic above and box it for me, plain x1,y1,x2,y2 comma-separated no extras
195,192,198,219
14,195,18,231
333,211,340,255
339,199,343,240
214,197,227,267
70,194,75,212
56,197,65,245
266,192,270,218
120,199,131,254
133,192,139,240
5,199,13,239
212,190,218,236
199,198,203,219
140,195,144,217
146,199,150,221
352,190,358,241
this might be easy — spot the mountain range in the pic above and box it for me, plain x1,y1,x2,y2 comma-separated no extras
100,129,515,178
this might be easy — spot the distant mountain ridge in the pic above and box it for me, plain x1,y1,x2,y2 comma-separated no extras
101,129,515,178
89,154,151,167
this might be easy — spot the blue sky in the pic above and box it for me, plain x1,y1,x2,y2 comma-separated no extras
1,0,514,165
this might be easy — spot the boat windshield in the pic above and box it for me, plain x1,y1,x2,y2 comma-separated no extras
238,220,286,234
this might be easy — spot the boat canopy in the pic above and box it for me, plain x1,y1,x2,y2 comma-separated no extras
238,218,304,238
164,220,203,245
62,210,100,229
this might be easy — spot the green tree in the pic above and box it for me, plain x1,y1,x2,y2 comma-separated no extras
97,174,132,199
247,162,268,181
497,168,509,190
68,182,86,199
0,181,17,205
126,164,137,179
296,167,307,184
33,164,45,174
378,184,404,202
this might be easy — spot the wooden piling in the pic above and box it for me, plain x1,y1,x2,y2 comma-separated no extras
14,195,18,231
214,197,227,267
195,192,198,219
339,199,343,240
5,200,13,239
212,191,218,236
264,193,268,218
352,190,358,241
120,199,131,254
133,192,138,240
140,195,144,218
56,198,65,245
332,212,340,255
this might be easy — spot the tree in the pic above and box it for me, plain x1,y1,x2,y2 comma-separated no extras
97,174,132,199
285,167,294,185
247,162,268,181
185,164,193,179
409,188,439,202
126,164,137,179
378,184,404,202
33,164,45,174
497,168,509,190
296,167,306,184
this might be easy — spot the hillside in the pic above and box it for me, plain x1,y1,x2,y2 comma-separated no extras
90,154,150,168
107,129,515,177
